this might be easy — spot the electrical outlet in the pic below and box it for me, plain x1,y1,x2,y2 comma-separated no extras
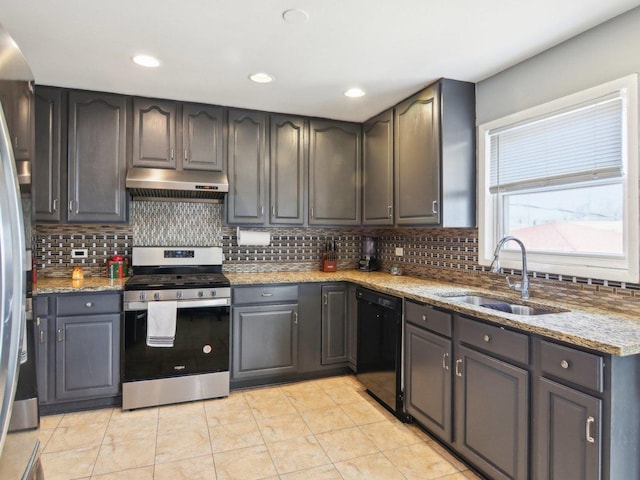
395,247,404,256
71,248,88,259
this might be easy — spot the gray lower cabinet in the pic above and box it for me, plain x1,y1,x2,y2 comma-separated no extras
321,284,348,365
67,90,128,223
454,344,529,480
231,285,299,383
536,378,601,480
231,303,298,380
405,323,452,442
393,78,475,227
270,114,306,224
34,86,65,222
309,119,361,225
362,109,393,225
35,292,121,411
227,109,268,224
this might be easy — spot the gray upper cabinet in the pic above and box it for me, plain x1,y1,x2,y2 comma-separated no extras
393,79,475,227
227,109,268,224
321,284,348,365
270,114,306,225
394,84,440,225
362,109,393,225
0,80,34,162
67,91,128,223
309,120,361,225
181,103,225,172
132,98,177,169
34,86,65,222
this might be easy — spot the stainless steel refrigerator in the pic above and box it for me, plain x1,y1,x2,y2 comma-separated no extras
0,23,42,479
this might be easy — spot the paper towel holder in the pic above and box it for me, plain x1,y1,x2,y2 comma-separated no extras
236,227,271,246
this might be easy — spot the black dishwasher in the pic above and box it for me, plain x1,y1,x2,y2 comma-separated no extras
356,287,404,419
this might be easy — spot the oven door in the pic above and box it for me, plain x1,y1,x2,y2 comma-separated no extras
124,299,230,382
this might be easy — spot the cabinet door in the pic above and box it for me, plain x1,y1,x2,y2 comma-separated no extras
232,304,298,380
181,103,225,171
321,285,348,365
309,120,361,225
34,312,50,405
132,98,177,168
54,313,120,401
270,114,306,224
405,324,452,442
347,284,358,370
13,81,34,161
536,378,601,480
362,110,393,225
67,91,127,223
394,84,441,225
227,109,267,224
455,345,528,480
34,87,64,222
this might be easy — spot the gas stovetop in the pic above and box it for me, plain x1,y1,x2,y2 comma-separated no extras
125,273,230,291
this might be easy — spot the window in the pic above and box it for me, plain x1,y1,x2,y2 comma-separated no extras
478,74,639,282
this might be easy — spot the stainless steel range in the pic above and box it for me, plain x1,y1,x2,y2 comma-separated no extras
122,246,230,410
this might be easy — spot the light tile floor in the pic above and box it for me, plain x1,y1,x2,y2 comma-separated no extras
37,375,483,480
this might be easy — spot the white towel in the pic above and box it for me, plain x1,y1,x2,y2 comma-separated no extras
146,301,177,347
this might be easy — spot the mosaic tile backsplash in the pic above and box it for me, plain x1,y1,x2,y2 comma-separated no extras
34,200,640,313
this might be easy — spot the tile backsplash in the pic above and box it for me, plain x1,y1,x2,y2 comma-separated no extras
34,200,640,313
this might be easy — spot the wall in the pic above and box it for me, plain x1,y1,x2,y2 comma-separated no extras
476,6,640,124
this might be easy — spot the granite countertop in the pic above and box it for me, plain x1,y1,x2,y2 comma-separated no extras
35,276,127,294
35,270,640,356
226,271,640,357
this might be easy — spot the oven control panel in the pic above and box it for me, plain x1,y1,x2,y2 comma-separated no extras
124,287,230,310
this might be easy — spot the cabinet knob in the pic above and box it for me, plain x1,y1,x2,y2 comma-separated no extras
483,334,491,343
422,314,427,321
85,302,93,308
560,360,569,369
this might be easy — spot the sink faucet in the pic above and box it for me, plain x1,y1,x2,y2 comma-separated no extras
489,236,529,299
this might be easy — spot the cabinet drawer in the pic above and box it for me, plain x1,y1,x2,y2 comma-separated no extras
539,340,603,393
405,300,452,337
233,285,298,305
56,293,121,316
457,316,529,365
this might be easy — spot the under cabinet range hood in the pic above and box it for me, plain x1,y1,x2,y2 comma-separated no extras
126,167,228,202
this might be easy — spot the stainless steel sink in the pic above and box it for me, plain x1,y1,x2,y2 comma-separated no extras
442,294,565,316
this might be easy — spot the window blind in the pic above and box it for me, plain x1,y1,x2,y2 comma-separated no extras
489,93,624,192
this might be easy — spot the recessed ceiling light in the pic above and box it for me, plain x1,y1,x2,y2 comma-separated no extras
249,72,274,84
344,87,366,98
132,54,160,68
282,9,310,24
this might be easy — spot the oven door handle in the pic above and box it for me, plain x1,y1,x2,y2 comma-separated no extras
125,298,230,311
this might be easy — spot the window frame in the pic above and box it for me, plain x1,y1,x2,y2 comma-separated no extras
478,74,639,283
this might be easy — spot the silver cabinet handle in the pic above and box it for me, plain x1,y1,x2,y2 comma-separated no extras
260,205,264,216
261,293,273,297
560,360,569,369
85,302,93,308
184,149,188,161
483,334,491,343
388,205,392,218
432,200,438,214
69,200,74,212
56,328,63,343
39,329,45,344
455,359,463,377
272,205,276,216
586,416,595,443
442,353,449,370
14,136,18,148
293,311,298,325
170,148,175,160
69,200,78,214
323,294,328,305
52,198,58,212
422,314,427,321
310,207,314,218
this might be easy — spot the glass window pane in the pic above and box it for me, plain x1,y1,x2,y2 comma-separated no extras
502,182,623,256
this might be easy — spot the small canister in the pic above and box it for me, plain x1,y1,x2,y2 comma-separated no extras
107,255,128,278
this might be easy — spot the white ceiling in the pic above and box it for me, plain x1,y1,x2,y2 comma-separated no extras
1,0,639,122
